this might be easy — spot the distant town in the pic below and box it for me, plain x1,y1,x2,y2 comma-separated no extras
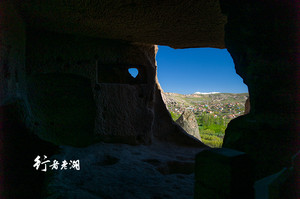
163,92,249,121
163,92,249,147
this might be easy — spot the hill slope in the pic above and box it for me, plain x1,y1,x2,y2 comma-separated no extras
162,92,249,147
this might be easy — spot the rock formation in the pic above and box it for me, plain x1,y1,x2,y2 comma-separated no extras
221,0,299,181
176,109,201,140
244,97,250,115
1,0,299,198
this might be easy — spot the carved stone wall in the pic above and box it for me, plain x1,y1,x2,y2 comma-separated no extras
24,29,204,147
25,30,156,146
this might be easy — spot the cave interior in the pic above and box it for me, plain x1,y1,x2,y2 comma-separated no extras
0,0,299,198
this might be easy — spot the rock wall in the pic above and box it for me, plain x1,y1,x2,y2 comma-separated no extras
24,29,205,147
0,1,26,105
25,30,155,146
2,0,299,197
220,0,300,179
0,4,206,197
0,3,58,198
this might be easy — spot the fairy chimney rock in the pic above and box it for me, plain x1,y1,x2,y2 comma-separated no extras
176,109,201,140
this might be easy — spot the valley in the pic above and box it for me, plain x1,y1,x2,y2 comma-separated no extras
163,92,249,147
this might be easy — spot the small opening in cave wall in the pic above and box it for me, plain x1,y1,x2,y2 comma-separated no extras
97,64,146,84
156,46,249,148
128,68,139,78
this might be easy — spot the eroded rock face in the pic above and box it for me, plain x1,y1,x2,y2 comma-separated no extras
220,0,299,179
176,109,201,140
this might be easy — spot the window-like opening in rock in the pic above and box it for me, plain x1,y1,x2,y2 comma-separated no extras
157,46,249,148
97,64,147,84
128,68,139,78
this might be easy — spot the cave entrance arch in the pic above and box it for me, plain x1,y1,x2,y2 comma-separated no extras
156,46,249,148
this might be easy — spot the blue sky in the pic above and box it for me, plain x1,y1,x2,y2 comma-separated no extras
156,46,248,94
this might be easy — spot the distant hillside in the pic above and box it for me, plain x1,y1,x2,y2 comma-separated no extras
163,92,249,107
162,92,249,147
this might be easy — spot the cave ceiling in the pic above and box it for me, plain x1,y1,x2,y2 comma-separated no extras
14,0,226,49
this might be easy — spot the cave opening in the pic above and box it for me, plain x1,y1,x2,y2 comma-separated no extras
96,64,146,84
156,46,249,148
128,68,139,78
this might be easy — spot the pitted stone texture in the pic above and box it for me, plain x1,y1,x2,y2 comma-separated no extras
45,141,204,199
25,30,157,146
94,84,153,145
176,109,201,140
14,0,226,49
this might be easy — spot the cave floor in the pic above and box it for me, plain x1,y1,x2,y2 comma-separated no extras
45,140,206,199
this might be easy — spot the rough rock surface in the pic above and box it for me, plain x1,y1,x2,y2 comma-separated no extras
45,141,204,199
25,29,157,146
176,109,201,140
2,0,299,198
14,0,226,49
23,29,205,147
221,0,299,179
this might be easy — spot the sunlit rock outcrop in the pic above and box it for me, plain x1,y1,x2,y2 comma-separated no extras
244,97,250,115
176,109,201,140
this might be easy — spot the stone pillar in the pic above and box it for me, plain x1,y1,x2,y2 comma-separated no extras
220,0,300,180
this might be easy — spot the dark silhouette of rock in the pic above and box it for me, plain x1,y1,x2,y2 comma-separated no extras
176,109,201,140
0,102,59,199
221,0,299,183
